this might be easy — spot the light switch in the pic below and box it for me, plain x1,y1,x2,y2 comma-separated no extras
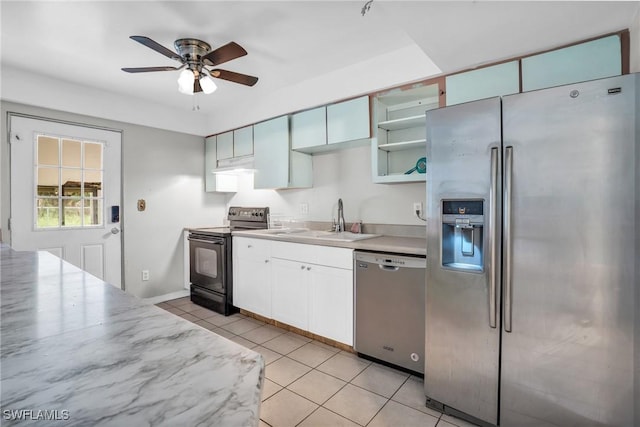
137,199,146,211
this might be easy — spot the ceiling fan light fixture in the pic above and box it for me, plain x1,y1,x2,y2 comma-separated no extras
200,75,218,94
178,69,195,95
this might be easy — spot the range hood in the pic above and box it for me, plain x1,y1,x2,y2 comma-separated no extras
212,155,255,174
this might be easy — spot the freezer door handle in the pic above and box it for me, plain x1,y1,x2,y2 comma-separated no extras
489,147,499,328
504,146,513,333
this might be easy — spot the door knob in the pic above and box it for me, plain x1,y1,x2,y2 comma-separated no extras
111,227,120,235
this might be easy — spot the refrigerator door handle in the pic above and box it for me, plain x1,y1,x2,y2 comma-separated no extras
489,147,499,329
504,146,513,333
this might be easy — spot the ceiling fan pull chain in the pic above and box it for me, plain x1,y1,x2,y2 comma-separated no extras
192,94,200,111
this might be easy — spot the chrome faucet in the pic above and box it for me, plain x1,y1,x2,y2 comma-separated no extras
337,198,345,232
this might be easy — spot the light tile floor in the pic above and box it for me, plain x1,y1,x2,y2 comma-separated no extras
158,297,479,427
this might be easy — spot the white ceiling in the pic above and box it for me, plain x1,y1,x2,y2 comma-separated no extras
1,1,639,135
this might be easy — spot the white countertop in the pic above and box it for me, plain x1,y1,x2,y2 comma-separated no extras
232,229,426,257
0,245,264,427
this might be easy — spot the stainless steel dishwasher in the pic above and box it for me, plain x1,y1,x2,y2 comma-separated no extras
354,251,426,374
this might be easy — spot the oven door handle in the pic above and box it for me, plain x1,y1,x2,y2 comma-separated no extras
188,237,225,245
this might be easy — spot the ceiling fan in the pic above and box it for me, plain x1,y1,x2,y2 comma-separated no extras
122,36,258,95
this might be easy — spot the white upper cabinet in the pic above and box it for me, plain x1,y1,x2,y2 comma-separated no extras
446,61,520,106
216,131,234,160
291,106,327,151
292,96,371,154
327,95,371,145
233,125,253,157
522,35,622,92
205,136,217,192
204,136,237,193
253,115,312,189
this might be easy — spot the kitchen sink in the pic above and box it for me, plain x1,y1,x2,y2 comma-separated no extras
315,232,380,242
288,230,379,242
263,228,379,242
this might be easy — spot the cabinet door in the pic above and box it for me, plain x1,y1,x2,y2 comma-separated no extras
446,61,520,106
309,265,353,345
205,136,237,193
253,115,290,189
216,131,234,160
233,238,271,317
233,125,253,157
522,35,621,92
204,136,217,192
271,258,309,330
327,96,370,145
291,106,327,150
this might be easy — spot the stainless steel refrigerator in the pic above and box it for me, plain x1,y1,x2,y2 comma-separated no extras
425,74,639,427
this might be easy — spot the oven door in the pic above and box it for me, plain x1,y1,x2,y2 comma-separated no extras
188,235,226,294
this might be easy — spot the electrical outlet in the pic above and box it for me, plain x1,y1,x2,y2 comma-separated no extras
142,270,149,281
413,202,422,215
300,203,309,215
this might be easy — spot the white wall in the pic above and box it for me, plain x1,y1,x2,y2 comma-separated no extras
0,101,227,298
1,66,210,137
226,144,426,227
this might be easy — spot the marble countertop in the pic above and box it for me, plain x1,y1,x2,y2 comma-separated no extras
0,245,264,426
231,229,426,257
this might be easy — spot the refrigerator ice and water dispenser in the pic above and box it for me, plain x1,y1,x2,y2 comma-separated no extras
441,200,484,272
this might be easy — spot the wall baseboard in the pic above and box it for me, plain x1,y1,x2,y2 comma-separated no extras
143,289,190,305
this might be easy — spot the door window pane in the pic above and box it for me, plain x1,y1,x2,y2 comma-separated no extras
84,199,103,226
37,167,59,196
62,139,82,167
83,170,103,197
84,142,102,169
62,198,83,227
37,136,59,166
36,198,59,228
61,169,82,197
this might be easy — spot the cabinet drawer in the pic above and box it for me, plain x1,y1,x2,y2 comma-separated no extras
271,241,353,270
315,246,353,270
271,241,315,263
234,237,270,260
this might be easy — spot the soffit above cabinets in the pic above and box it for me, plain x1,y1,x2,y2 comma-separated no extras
1,2,638,135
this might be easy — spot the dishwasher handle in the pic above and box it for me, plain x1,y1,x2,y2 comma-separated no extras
379,264,400,272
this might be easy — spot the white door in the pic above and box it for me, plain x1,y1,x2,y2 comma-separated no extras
9,115,122,288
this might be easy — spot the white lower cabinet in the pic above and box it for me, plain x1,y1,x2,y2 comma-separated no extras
271,241,353,345
271,258,309,330
233,237,271,318
308,264,353,345
234,238,354,346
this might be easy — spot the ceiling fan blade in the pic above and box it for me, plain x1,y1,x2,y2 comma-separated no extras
194,78,203,93
202,42,247,67
130,35,181,61
122,66,182,73
210,69,258,87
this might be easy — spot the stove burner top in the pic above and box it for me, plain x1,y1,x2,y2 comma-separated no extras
190,207,270,237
